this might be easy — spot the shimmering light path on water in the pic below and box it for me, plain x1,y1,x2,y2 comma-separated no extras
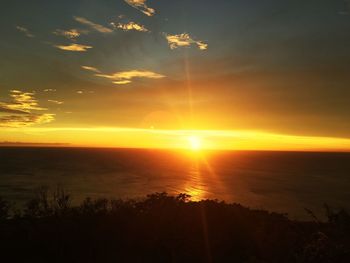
1,147,350,220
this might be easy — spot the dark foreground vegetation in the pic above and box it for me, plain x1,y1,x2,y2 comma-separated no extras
0,188,349,263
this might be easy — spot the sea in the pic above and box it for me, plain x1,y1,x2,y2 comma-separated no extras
1,147,350,220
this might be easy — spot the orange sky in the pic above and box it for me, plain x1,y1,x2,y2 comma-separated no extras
1,1,350,151
1,127,350,152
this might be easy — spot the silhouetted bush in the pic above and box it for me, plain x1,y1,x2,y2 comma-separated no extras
0,197,10,220
0,190,349,262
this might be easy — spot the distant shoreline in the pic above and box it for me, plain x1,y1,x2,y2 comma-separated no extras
1,144,350,154
0,142,71,147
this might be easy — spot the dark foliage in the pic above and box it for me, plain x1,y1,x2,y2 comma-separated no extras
0,197,10,220
0,190,349,263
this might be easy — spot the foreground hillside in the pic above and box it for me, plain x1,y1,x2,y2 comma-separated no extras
0,189,349,262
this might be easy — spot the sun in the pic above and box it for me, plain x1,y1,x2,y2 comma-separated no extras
188,136,202,151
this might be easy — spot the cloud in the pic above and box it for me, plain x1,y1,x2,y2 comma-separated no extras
82,67,165,85
54,43,93,52
53,29,83,40
43,89,57,92
165,33,208,50
0,106,26,115
74,16,113,33
95,70,165,85
0,90,55,127
111,21,149,32
81,66,101,73
76,90,94,94
124,0,155,16
197,42,209,50
0,114,55,128
48,100,64,105
113,80,133,85
15,26,34,38
0,90,46,113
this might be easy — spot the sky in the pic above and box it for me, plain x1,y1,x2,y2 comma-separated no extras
0,0,350,150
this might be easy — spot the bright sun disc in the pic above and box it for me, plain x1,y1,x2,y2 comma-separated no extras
188,136,201,150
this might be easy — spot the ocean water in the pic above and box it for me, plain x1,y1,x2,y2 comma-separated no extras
1,147,350,220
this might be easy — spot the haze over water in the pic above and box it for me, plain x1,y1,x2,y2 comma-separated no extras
1,147,349,220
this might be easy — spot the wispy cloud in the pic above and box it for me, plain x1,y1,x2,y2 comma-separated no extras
48,100,64,105
74,16,113,33
124,0,155,17
0,114,55,128
43,89,57,92
53,29,83,40
0,90,46,113
54,43,93,52
15,26,34,38
0,90,55,128
95,70,165,85
196,42,208,51
111,21,149,32
81,66,101,73
75,90,94,94
112,80,133,85
165,33,208,50
82,67,165,85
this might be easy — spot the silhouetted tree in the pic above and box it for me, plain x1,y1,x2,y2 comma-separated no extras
0,189,349,262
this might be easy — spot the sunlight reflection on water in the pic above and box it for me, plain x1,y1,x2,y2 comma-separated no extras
182,161,207,201
1,148,350,219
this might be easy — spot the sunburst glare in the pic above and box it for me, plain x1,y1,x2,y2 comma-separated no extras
188,135,202,151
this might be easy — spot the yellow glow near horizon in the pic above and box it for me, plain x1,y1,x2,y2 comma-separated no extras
188,136,202,151
1,127,350,152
